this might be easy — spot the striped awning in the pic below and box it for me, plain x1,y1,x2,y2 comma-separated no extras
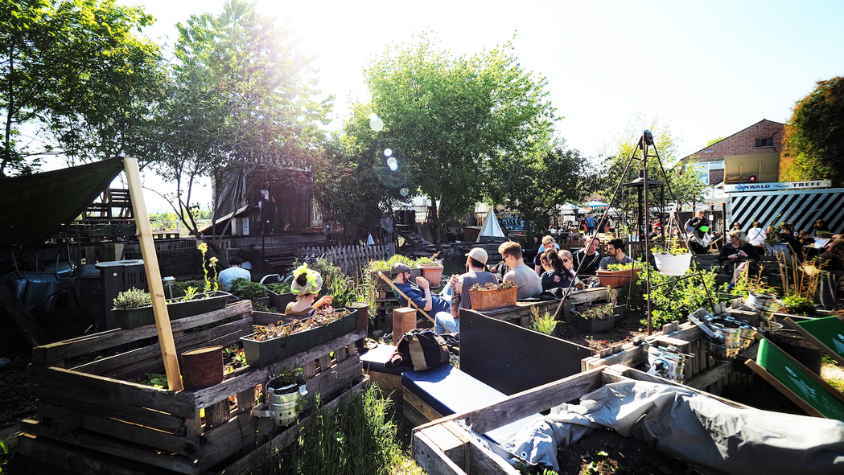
727,188,844,233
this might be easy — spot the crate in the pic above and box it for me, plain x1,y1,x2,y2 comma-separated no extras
412,365,748,475
19,300,367,475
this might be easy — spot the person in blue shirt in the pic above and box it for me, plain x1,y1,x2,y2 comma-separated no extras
390,262,452,332
217,256,251,290
586,215,595,235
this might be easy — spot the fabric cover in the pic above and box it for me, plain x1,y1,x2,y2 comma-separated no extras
360,344,404,376
0,159,124,245
502,380,844,474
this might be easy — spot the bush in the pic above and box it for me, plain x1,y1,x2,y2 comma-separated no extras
113,288,152,310
228,278,267,299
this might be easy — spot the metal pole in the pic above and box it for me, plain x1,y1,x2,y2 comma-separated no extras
643,136,652,336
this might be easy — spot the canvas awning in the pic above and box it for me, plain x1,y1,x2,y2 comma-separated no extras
0,159,125,246
477,208,506,240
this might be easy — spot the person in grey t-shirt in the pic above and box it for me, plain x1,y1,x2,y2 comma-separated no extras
599,238,633,270
498,241,542,299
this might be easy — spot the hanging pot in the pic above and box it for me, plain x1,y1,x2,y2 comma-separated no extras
653,253,691,276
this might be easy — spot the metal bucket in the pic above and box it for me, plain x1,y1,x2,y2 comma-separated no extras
739,325,757,350
252,382,308,426
746,292,781,313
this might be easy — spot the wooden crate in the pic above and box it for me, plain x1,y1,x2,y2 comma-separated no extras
411,365,747,475
18,300,367,475
580,318,757,396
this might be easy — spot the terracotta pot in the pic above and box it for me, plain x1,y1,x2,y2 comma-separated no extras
469,286,517,311
181,346,223,390
596,268,641,287
420,265,444,286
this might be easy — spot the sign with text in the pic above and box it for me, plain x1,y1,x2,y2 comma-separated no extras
724,180,831,193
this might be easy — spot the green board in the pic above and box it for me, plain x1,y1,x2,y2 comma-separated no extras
796,316,844,360
757,339,844,421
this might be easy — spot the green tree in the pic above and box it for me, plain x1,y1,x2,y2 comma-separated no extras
488,142,600,235
362,33,557,247
156,0,332,236
1,0,164,176
706,137,725,147
600,111,706,215
781,76,844,185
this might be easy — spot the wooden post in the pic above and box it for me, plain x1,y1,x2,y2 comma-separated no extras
392,308,417,345
123,157,183,391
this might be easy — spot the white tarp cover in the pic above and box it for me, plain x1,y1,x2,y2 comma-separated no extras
477,208,506,240
501,381,844,474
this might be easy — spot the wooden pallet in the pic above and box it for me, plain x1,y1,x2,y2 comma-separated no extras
19,300,367,475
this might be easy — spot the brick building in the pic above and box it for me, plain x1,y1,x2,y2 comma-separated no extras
681,119,784,186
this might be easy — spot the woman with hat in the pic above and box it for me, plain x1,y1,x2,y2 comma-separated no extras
285,264,333,316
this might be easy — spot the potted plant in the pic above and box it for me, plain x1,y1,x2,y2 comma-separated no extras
240,307,353,367
266,283,296,311
416,256,444,286
576,302,615,333
229,278,270,307
468,281,518,311
598,262,642,287
651,240,691,276
112,286,228,329
252,365,308,426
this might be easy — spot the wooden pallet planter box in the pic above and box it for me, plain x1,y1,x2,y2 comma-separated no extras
114,292,229,329
20,300,367,475
580,318,758,396
411,365,747,475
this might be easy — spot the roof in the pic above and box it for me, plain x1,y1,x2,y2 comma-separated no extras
680,119,784,163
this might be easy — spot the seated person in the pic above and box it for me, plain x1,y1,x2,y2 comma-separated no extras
816,237,844,271
599,238,633,270
217,256,251,290
540,249,583,291
557,250,585,290
778,223,801,255
390,262,452,331
798,230,815,247
719,230,760,289
285,265,333,316
498,241,543,300
573,236,602,277
444,248,499,333
534,235,559,274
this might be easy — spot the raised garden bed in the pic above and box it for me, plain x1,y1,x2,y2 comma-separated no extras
114,292,228,329
17,300,367,475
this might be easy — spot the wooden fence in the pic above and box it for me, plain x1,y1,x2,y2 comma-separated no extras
295,243,396,276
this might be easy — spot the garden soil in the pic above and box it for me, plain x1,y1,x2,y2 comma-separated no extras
555,311,649,351
556,428,693,475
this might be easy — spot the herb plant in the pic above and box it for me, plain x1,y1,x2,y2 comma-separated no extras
113,288,152,310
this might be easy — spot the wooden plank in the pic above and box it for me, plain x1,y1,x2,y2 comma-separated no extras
0,282,46,346
585,342,647,370
21,419,197,474
236,388,255,414
36,401,200,457
36,386,186,435
404,390,443,424
461,422,521,475
205,399,230,429
192,329,365,409
124,157,182,391
414,368,604,436
17,434,178,475
29,365,195,417
72,318,252,376
33,301,252,365
413,430,467,475
215,376,370,475
302,354,362,406
685,361,732,389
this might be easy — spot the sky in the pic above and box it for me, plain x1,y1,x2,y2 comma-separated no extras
107,0,844,212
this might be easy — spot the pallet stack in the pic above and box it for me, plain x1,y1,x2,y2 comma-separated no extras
18,301,368,475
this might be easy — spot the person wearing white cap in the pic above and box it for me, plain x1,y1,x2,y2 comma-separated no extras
441,247,499,334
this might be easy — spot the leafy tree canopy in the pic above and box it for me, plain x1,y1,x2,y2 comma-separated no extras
155,0,332,235
361,32,558,246
781,76,844,185
600,110,706,210
1,0,165,176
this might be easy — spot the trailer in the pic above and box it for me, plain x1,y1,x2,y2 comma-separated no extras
710,186,844,233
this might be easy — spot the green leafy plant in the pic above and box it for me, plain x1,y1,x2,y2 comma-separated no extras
112,288,152,310
253,301,271,312
228,278,267,300
781,295,815,315
134,373,168,389
183,286,199,301
267,283,292,294
651,238,689,256
168,279,205,298
530,309,557,335
415,257,440,266
579,303,614,320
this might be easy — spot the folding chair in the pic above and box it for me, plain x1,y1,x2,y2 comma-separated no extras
745,337,844,421
785,315,844,367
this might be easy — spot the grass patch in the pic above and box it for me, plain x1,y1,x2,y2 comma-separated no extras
822,355,844,393
253,384,423,475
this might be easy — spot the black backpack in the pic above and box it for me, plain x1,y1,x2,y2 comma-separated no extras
397,330,449,371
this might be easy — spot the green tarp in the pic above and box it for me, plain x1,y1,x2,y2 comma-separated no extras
796,316,844,361
0,159,125,245
757,338,844,421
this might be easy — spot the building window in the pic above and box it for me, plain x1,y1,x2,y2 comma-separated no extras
755,137,773,147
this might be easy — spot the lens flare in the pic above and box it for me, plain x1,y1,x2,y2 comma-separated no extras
400,188,409,197
387,157,398,171
369,113,384,132
384,148,392,157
